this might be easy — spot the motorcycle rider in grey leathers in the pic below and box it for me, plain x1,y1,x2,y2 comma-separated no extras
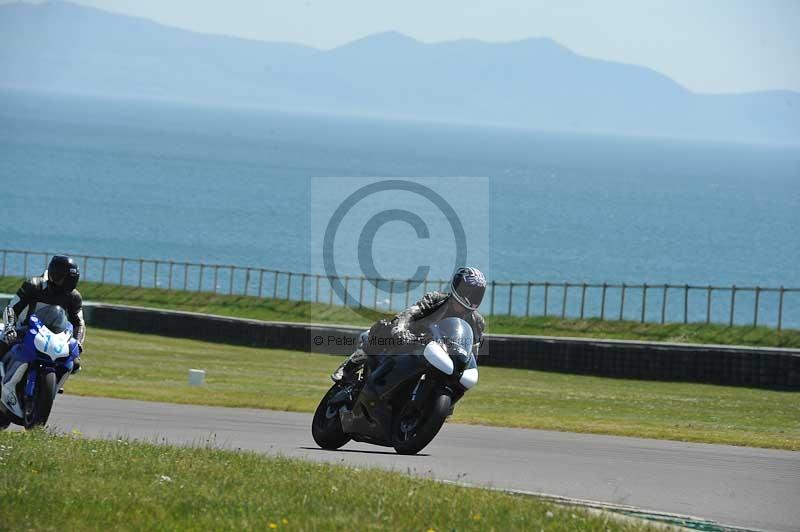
331,267,487,382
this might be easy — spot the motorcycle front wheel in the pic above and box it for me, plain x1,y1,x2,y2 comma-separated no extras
392,392,451,455
24,372,56,429
311,384,351,450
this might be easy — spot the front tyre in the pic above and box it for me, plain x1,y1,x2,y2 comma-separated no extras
25,372,57,429
392,392,451,455
311,385,351,450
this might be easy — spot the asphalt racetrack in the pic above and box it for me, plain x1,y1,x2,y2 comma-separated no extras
38,395,800,531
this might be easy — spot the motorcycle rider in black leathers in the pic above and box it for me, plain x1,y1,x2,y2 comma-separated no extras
1,256,85,371
331,267,487,382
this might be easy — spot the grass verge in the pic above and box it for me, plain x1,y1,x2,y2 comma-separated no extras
0,430,654,531
1,276,797,348
63,328,800,450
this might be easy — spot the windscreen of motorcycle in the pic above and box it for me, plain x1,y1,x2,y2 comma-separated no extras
32,305,71,334
429,317,473,363
30,307,73,359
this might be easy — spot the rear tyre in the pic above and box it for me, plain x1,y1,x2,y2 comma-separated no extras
0,383,9,430
311,385,351,450
392,392,451,455
25,372,56,429
0,405,10,430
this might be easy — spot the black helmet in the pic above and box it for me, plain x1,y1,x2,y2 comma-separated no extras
47,255,80,292
450,267,486,311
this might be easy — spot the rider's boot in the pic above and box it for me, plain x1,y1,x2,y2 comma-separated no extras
331,358,359,383
331,348,367,383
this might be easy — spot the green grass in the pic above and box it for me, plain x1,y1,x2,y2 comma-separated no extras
0,430,654,532
2,276,797,348
65,328,800,450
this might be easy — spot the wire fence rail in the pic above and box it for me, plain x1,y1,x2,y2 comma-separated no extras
1,248,798,331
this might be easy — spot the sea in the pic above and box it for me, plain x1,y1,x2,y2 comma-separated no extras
1,89,798,326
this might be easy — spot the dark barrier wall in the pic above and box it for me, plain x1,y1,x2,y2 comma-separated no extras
80,303,800,389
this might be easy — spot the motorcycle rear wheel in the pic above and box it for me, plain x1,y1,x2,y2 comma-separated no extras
392,392,451,455
311,385,351,450
0,405,10,430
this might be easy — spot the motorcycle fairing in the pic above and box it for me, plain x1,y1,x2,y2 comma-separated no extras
423,341,454,375
29,315,77,361
1,360,28,418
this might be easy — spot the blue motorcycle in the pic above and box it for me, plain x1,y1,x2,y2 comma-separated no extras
0,305,80,429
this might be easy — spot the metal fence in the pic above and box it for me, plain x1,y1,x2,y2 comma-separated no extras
1,248,798,330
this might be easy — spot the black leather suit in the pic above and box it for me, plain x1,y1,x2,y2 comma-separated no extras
2,275,86,351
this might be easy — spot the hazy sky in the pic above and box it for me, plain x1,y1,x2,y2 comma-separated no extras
15,0,800,93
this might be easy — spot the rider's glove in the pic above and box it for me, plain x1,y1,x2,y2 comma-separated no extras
396,329,419,346
2,325,16,345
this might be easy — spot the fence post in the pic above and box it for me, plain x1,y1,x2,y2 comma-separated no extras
640,283,647,324
358,277,363,308
388,279,395,310
619,283,626,321
683,284,689,324
183,263,189,291
245,268,252,296
198,264,205,292
101,257,107,285
777,286,784,332
259,269,265,298
507,282,514,316
137,259,143,287
373,278,379,309
274,271,279,299
314,274,320,303
1,250,6,276
168,261,174,290
600,283,607,320
342,276,349,306
543,282,549,317
287,272,293,300
228,266,234,295
525,281,532,317
490,280,496,316
301,273,307,302
561,282,568,319
706,285,712,324
120,258,126,285
579,283,587,319
660,284,668,324
753,287,761,327
154,260,159,288
82,256,88,280
729,285,737,327
405,280,410,308
23,252,28,277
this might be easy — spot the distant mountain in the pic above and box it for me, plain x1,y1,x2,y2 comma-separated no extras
1,1,798,142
